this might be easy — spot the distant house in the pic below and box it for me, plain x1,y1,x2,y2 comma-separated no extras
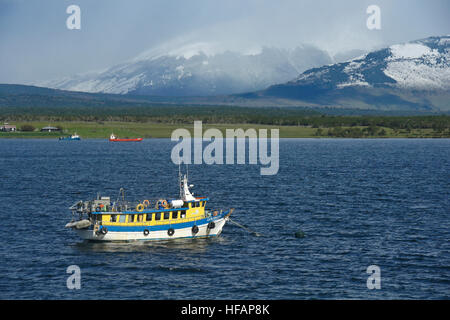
1,123,17,132
40,126,61,132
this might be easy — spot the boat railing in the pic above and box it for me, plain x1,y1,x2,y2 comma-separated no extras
107,199,181,212
97,211,208,227
80,198,218,226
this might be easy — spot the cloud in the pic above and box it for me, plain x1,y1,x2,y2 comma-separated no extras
0,0,449,83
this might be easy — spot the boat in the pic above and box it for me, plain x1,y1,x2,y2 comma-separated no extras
65,172,233,242
59,133,80,141
109,133,143,142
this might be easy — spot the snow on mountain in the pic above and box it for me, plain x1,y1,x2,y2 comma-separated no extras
256,36,450,111
384,40,450,90
288,35,450,91
41,42,333,96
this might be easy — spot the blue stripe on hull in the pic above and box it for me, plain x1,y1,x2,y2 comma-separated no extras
100,213,226,233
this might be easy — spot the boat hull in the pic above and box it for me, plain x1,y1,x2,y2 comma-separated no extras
75,215,229,242
109,138,143,142
59,137,80,141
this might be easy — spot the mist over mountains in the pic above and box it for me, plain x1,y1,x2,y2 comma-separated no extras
41,42,333,97
3,35,448,113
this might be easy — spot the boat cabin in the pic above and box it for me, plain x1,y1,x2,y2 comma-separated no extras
87,197,209,228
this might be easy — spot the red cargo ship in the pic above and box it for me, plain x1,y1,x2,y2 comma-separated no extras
109,133,143,142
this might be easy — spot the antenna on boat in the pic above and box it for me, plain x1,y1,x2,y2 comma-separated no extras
116,187,125,203
178,162,182,199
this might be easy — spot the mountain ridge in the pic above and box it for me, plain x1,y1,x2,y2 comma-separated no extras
4,35,450,113
40,43,333,97
246,35,450,111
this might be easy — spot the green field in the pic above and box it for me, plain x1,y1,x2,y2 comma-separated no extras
1,121,448,139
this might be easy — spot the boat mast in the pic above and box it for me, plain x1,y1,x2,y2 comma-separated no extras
178,163,182,199
178,163,195,201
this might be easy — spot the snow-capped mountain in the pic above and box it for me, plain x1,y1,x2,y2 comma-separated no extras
42,42,333,96
256,36,450,110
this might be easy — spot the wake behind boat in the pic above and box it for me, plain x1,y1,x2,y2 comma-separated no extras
65,172,233,242
109,133,143,142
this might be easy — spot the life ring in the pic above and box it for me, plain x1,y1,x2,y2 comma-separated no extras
100,227,108,235
136,204,145,212
143,199,150,207
191,225,199,235
143,229,150,236
213,211,219,217
207,222,215,229
167,228,175,236
157,199,169,209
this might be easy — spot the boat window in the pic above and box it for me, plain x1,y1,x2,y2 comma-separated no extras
155,212,161,221
164,212,170,220
110,214,117,223
119,215,126,223
172,211,178,219
138,214,143,223
146,213,152,221
129,215,135,223
181,211,186,219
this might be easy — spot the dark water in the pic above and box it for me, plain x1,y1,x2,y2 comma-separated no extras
0,138,449,299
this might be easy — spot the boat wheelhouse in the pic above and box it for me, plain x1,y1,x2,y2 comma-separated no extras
65,174,232,241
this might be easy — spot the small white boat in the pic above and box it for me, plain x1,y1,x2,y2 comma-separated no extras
59,133,80,141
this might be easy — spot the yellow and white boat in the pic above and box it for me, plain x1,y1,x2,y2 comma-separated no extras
65,174,233,242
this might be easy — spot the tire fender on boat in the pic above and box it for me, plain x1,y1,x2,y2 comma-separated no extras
207,222,215,229
143,229,150,236
167,228,175,236
100,227,108,235
191,225,199,235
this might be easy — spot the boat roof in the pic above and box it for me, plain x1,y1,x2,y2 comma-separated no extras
185,197,209,203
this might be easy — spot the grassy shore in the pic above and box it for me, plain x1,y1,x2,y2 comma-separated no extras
1,121,448,139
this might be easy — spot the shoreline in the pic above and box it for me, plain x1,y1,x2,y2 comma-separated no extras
1,121,449,139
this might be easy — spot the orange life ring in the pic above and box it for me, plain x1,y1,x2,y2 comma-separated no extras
157,199,169,209
143,199,150,207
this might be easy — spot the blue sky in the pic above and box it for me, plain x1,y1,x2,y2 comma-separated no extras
0,0,449,84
